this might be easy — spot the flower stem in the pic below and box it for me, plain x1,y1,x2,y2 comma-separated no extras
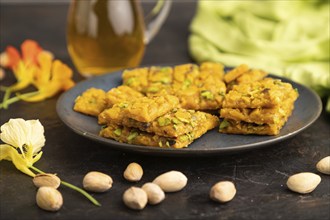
0,91,39,109
2,88,11,109
30,166,101,206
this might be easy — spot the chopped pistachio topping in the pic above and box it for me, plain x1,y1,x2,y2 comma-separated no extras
201,90,214,100
118,102,128,108
114,128,122,136
127,131,138,141
125,77,136,86
219,119,229,130
171,117,180,124
157,117,171,126
179,135,188,142
174,111,191,123
182,79,191,89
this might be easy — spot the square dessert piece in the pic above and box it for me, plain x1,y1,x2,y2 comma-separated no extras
105,85,144,108
220,94,297,125
223,78,296,109
224,64,268,91
224,64,249,83
99,107,219,138
102,94,180,123
99,113,219,148
219,119,288,136
122,66,173,94
172,63,226,110
73,88,107,116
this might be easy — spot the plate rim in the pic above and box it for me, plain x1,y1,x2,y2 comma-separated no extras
56,67,323,156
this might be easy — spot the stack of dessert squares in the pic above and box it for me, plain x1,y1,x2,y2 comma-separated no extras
98,94,219,148
219,65,299,135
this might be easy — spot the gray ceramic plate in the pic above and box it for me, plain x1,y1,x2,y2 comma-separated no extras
56,69,322,156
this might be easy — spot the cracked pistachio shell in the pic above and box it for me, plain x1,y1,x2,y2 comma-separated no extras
33,173,61,189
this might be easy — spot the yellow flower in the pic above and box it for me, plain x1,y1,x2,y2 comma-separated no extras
0,118,101,206
20,52,75,102
0,118,45,177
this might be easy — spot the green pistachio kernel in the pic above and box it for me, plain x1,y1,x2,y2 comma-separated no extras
219,119,229,130
172,117,181,125
182,79,191,89
118,102,128,108
201,90,214,100
127,131,138,141
125,77,136,86
158,117,171,126
114,128,122,136
179,135,189,142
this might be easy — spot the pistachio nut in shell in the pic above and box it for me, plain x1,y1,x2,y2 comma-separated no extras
142,182,165,205
123,162,143,182
36,186,63,212
152,170,187,192
123,187,148,210
316,156,330,175
286,172,321,194
83,171,113,193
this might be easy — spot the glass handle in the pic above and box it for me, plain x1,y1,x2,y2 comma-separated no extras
144,0,172,44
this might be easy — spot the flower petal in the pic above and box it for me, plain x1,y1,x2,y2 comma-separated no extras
9,61,37,91
21,39,42,65
32,151,43,164
0,144,35,177
26,119,45,155
0,118,29,150
0,144,15,161
1,46,21,69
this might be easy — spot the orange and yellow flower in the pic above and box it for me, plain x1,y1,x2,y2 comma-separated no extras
0,39,75,108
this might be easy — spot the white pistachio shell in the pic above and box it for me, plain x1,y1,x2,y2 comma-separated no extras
83,171,113,193
286,172,321,194
152,170,187,192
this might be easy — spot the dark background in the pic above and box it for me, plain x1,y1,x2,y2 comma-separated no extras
1,1,329,220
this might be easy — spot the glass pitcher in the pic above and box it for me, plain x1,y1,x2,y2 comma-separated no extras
66,0,172,77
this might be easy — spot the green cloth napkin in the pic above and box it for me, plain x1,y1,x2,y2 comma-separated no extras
189,0,330,112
